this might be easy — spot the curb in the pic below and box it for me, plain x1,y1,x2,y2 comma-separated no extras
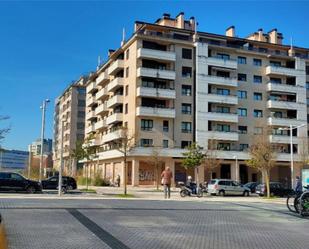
0,214,8,249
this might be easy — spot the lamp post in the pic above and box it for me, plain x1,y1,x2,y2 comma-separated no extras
59,119,67,196
39,99,50,182
278,123,306,189
233,155,239,182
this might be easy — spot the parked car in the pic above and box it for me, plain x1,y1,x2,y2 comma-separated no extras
41,176,77,191
207,179,250,196
244,182,259,193
255,182,293,197
0,172,42,193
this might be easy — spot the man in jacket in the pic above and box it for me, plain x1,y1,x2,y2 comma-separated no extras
295,176,302,194
161,167,173,199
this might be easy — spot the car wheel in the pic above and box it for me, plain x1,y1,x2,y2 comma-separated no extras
243,191,249,197
61,186,67,194
180,190,187,197
219,190,225,197
26,186,36,194
67,185,73,191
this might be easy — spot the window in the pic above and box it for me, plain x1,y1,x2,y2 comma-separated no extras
163,140,169,148
307,98,309,106
141,119,153,131
124,122,128,128
253,109,263,118
10,173,23,180
216,106,230,113
217,88,230,96
217,124,230,132
217,143,231,151
181,122,192,133
254,127,263,135
238,56,246,64
181,141,191,149
77,88,86,95
270,61,281,67
182,85,192,96
126,49,129,60
182,67,192,78
77,134,84,141
125,103,128,114
140,139,153,147
239,144,249,151
77,123,85,129
78,100,85,107
77,111,85,118
253,92,262,101
238,126,247,134
253,75,262,84
182,103,192,114
253,58,262,66
238,108,247,117
182,48,192,59
270,78,282,84
238,73,247,81
237,90,247,99
125,85,129,96
217,53,230,60
126,67,129,78
306,66,309,75
163,120,169,132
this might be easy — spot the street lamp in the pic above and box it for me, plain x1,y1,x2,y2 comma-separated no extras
59,118,67,196
233,155,239,182
278,123,306,189
39,99,50,182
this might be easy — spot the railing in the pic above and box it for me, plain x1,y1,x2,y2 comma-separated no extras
137,30,193,42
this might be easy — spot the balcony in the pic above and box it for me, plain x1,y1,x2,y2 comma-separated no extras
86,111,96,121
136,87,176,99
201,75,238,87
86,96,96,107
269,135,299,144
107,77,124,93
137,67,176,80
85,124,95,134
206,57,237,70
108,59,124,75
96,71,109,86
86,81,96,94
206,94,238,105
88,138,100,147
267,82,302,94
265,66,300,77
204,131,239,141
137,48,176,62
101,130,124,144
96,87,108,101
205,112,238,123
136,106,176,118
95,102,108,116
107,95,123,108
267,100,305,110
106,113,123,125
94,119,107,131
267,117,306,127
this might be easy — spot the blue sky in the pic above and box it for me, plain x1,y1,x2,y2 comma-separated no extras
0,0,308,151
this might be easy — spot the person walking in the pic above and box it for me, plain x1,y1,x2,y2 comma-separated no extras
161,167,173,199
294,176,302,194
116,174,121,187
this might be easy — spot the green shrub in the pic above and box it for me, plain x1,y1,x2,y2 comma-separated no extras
92,175,110,186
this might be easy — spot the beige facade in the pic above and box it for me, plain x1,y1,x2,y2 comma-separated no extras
83,13,309,187
53,77,87,176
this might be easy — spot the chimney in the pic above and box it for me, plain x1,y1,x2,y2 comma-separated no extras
226,26,235,37
268,29,278,44
176,12,185,29
189,16,196,31
108,49,115,57
162,13,170,19
258,28,264,41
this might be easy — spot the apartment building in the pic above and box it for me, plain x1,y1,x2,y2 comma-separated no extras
29,138,53,156
84,12,309,187
53,76,87,176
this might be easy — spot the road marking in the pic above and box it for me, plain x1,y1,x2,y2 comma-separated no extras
67,208,131,249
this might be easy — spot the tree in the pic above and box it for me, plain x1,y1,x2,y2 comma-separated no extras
147,146,164,190
113,127,135,195
0,115,10,144
182,143,205,184
246,130,275,198
204,139,221,180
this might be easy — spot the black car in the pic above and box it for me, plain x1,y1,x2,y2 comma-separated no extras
244,182,259,193
41,176,77,191
255,182,293,197
0,172,42,193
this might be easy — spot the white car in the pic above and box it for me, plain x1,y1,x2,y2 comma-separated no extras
208,179,250,196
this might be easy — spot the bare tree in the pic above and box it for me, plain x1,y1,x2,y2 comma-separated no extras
0,115,10,144
114,127,135,195
147,146,164,190
204,139,221,180
246,130,276,198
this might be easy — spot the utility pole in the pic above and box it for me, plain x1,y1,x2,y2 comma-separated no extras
28,145,32,179
39,99,50,182
59,119,66,196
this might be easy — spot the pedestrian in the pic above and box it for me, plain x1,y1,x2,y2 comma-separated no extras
116,174,121,187
294,176,302,194
161,167,173,199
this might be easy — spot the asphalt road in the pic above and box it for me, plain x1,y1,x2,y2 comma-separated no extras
1,196,308,249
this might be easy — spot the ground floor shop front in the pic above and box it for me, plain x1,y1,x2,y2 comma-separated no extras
83,157,302,188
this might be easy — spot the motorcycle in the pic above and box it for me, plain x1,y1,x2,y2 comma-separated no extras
178,181,207,198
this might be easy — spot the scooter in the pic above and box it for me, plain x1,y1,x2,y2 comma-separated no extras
178,181,205,198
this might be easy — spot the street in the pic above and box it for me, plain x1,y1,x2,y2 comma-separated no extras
1,194,308,249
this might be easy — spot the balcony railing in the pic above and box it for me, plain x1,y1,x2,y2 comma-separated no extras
96,87,108,101
95,102,108,116
267,82,303,93
107,77,124,93
94,119,107,131
137,67,176,80
86,111,96,121
206,56,237,69
106,95,123,108
198,74,238,87
206,93,238,105
137,48,176,62
96,71,109,86
203,130,239,141
265,65,302,77
136,106,176,118
205,112,238,123
101,129,124,144
136,86,176,99
108,59,124,75
86,81,96,93
106,113,123,125
267,100,305,110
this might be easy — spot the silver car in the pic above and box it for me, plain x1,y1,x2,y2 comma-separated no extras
208,179,250,196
